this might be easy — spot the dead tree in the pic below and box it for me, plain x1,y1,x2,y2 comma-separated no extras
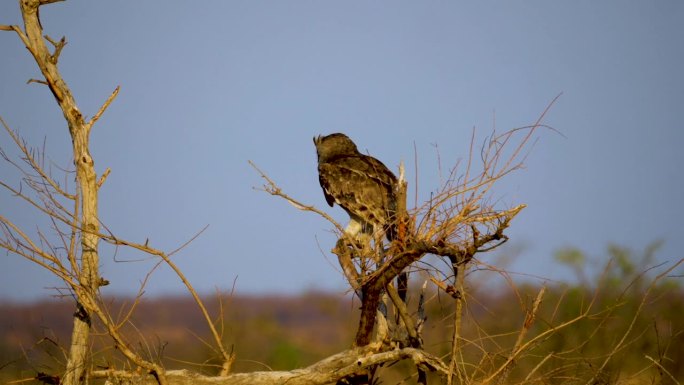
2,0,108,383
1,1,234,384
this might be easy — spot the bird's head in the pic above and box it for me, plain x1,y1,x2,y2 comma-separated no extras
313,133,359,163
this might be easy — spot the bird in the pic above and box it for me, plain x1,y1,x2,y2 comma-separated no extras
314,133,398,242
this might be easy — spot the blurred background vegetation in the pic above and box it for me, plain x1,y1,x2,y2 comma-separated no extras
1,241,681,384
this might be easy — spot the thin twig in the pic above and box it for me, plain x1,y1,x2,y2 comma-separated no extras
644,355,680,385
490,286,546,384
100,229,234,374
86,86,120,133
97,167,111,189
1,117,76,199
27,78,48,85
44,34,66,63
385,283,420,346
249,160,345,235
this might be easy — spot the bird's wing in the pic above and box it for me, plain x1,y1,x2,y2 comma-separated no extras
318,155,397,226
318,170,337,207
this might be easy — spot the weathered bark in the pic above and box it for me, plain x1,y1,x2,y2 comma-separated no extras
91,347,448,385
17,1,101,384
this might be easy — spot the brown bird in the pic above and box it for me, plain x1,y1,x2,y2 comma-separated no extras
314,133,398,241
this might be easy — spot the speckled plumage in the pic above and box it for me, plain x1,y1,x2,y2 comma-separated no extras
314,133,397,240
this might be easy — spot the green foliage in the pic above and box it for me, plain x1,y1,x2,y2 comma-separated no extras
268,340,304,369
555,246,585,267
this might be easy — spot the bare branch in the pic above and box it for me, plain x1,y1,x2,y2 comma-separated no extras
27,78,48,85
644,355,681,385
91,346,447,385
7,24,31,48
86,85,120,133
76,288,168,385
99,228,235,375
385,282,420,347
97,167,111,189
249,160,346,235
168,224,209,257
0,214,75,285
488,285,547,384
2,106,75,201
44,34,66,63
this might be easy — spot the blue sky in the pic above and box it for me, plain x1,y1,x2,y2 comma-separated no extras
1,1,682,301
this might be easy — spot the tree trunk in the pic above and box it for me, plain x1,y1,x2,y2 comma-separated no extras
18,1,101,384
